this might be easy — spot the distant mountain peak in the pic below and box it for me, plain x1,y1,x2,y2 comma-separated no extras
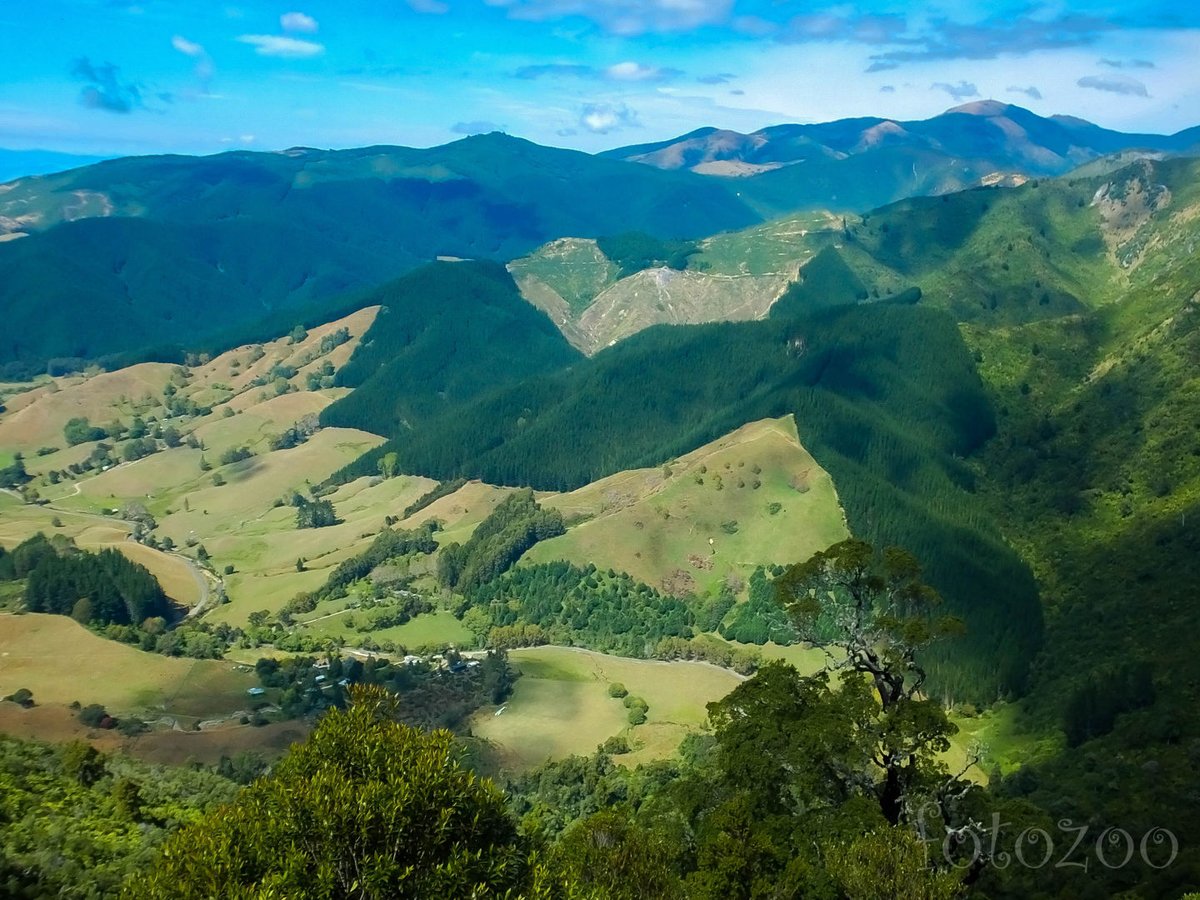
945,100,1016,117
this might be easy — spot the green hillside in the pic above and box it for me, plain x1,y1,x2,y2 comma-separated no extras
0,135,761,369
523,417,849,596
510,236,792,356
769,245,869,316
507,238,620,317
755,155,1200,871
319,261,581,436
336,302,1041,702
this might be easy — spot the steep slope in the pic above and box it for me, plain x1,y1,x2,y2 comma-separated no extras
958,170,1200,890
0,135,760,368
845,156,1200,323
508,216,852,355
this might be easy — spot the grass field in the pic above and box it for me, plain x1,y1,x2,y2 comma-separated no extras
295,608,475,649
0,494,202,606
398,480,518,544
470,645,743,772
0,613,255,716
0,363,175,452
525,416,848,595
0,703,308,766
951,702,1062,779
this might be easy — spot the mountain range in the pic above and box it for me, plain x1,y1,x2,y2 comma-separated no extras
2,102,1200,897
0,135,757,370
2,102,1196,373
608,100,1200,214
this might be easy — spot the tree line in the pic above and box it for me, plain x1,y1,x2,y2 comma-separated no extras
1,533,172,627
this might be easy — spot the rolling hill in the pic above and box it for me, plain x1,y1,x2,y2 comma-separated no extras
334,300,1041,703
523,416,849,596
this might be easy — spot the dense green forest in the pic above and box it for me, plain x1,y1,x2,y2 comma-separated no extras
769,245,870,315
0,534,172,626
437,489,566,594
595,232,699,277
466,561,697,656
720,566,797,645
320,262,582,436
0,734,238,898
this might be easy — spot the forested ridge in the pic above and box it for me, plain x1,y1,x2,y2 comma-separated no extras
320,261,581,436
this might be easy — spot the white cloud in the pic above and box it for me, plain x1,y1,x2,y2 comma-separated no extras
1007,84,1043,100
237,35,325,58
1078,74,1149,97
172,35,215,89
931,80,979,101
171,35,205,57
579,101,639,133
484,0,732,35
606,61,673,81
408,0,450,12
280,12,319,33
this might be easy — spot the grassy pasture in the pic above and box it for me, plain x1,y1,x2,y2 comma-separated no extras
0,363,175,452
198,468,433,627
525,416,848,595
0,495,202,606
294,608,475,649
0,613,254,715
398,480,518,543
470,645,742,772
0,702,308,766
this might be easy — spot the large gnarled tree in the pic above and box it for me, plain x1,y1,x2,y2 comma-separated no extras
774,539,969,826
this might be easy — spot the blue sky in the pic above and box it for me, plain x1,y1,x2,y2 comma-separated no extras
1,0,1197,156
